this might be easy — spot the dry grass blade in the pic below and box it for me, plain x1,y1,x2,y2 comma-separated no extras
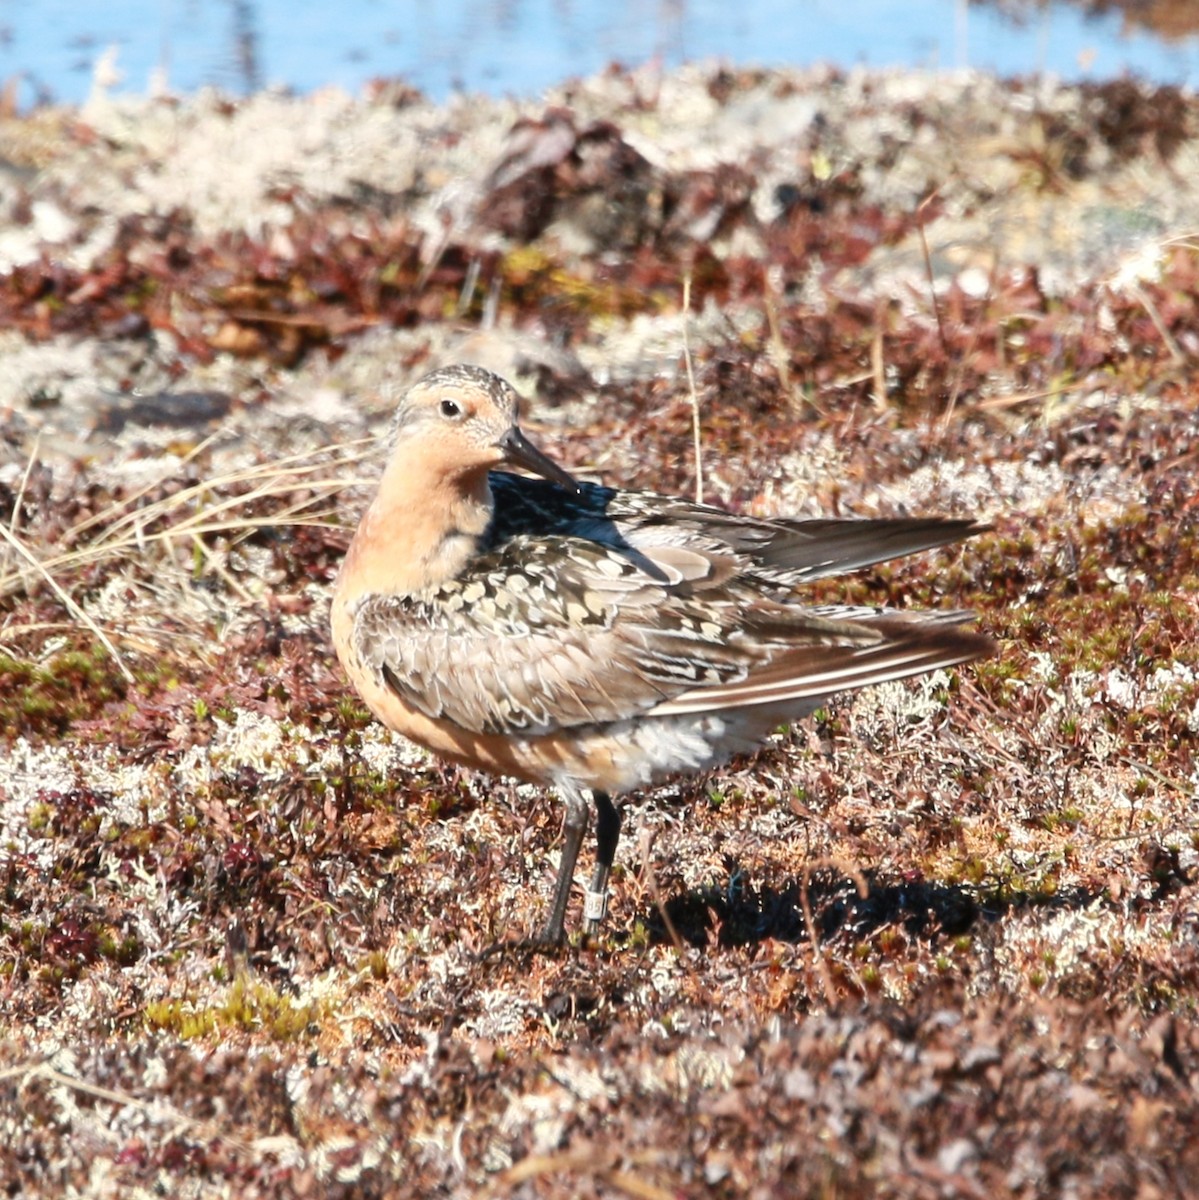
498,1144,677,1200
0,619,203,657
637,824,685,953
1129,281,1186,365
917,191,949,356
60,430,222,544
1161,231,1199,252
681,272,704,505
498,1146,600,1187
0,439,376,601
940,253,997,434
2,1061,253,1155
800,855,869,1009
970,381,1089,412
871,300,887,407
764,264,802,412
0,438,378,676
60,435,375,553
0,435,41,607
3,433,40,570
190,535,257,604
0,521,135,683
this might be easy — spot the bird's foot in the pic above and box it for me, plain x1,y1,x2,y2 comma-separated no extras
474,886,610,960
473,927,568,962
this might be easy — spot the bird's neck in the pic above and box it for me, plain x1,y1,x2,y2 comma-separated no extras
340,443,494,597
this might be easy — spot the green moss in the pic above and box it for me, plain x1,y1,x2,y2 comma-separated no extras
143,975,324,1042
626,920,651,951
961,855,988,885
877,929,902,955
123,827,159,855
500,248,655,321
360,950,389,981
336,697,373,726
27,802,53,836
0,646,129,736
144,999,218,1040
97,932,141,966
1040,806,1083,832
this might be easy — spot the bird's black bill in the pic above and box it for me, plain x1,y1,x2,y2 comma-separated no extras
498,426,581,493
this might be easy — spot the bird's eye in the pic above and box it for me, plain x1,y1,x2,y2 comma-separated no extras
439,399,461,419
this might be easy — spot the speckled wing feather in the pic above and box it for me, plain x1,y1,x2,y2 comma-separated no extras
488,473,989,586
353,534,752,735
351,519,991,737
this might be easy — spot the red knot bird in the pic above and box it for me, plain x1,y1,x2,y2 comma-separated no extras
331,364,993,950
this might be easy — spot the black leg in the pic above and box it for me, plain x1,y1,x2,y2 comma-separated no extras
534,785,590,947
584,790,621,936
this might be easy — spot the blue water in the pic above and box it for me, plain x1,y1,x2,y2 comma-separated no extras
0,0,1196,106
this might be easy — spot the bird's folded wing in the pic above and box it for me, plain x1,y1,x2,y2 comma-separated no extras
489,473,989,584
351,535,989,737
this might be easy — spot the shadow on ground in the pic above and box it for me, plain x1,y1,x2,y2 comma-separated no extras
645,865,1104,948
